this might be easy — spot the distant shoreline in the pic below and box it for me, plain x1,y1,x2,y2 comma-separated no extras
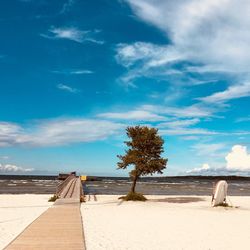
1,174,250,181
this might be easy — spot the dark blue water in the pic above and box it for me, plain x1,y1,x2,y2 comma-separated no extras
83,177,250,196
1,175,250,196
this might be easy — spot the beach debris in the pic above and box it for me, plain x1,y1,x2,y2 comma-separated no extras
211,180,228,207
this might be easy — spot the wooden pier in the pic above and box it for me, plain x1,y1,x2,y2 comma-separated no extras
5,176,85,250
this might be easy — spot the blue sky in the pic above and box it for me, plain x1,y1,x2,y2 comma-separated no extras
1,0,250,176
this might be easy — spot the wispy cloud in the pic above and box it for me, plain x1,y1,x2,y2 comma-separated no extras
116,42,181,68
191,143,226,157
0,122,22,147
236,116,250,123
0,156,9,160
157,118,200,129
198,82,250,103
116,42,183,85
57,84,79,93
118,0,250,109
98,110,167,122
98,105,223,136
41,27,104,44
142,104,214,118
52,69,93,75
125,0,250,73
156,118,213,136
0,118,124,147
60,0,75,14
160,128,219,136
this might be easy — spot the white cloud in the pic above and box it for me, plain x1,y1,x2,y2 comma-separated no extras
98,104,224,136
125,0,250,72
226,145,250,171
0,163,34,173
186,163,210,174
198,82,250,103
70,70,93,74
116,42,181,68
41,27,104,44
0,156,9,160
160,128,219,136
0,119,124,147
156,118,217,136
98,110,167,122
52,69,93,75
116,42,183,84
186,144,250,174
0,122,22,147
118,0,250,103
57,84,79,93
142,104,214,118
157,118,200,128
42,27,86,42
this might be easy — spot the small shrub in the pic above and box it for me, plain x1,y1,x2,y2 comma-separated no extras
119,192,147,201
48,194,59,202
215,202,232,208
80,195,85,203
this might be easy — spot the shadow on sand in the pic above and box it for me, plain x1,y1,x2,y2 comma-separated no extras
150,197,205,203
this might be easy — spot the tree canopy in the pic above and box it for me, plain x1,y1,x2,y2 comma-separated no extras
117,126,168,199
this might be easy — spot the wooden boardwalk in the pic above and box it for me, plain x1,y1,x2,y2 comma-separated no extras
5,177,85,250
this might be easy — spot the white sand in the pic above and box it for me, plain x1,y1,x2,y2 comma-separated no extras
81,195,250,250
0,194,51,249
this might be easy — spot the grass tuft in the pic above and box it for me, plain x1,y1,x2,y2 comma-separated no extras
48,194,59,202
119,192,147,201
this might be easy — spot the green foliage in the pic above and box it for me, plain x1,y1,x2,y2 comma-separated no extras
48,194,59,202
117,126,168,193
119,192,147,201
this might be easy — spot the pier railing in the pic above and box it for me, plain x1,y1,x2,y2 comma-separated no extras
80,176,84,198
56,174,75,197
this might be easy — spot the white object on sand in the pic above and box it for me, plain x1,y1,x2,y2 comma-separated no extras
212,180,228,207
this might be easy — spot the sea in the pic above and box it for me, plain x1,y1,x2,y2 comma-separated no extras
1,175,250,196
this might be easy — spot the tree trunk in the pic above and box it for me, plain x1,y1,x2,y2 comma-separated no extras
131,175,138,193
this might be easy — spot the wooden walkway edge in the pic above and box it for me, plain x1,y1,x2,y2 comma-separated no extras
5,177,85,250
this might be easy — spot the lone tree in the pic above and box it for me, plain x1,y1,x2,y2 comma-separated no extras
117,126,168,201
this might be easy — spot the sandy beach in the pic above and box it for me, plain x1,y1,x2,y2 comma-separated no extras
81,195,250,250
0,194,52,249
1,194,250,250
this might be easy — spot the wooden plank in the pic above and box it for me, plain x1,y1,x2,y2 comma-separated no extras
5,177,85,250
